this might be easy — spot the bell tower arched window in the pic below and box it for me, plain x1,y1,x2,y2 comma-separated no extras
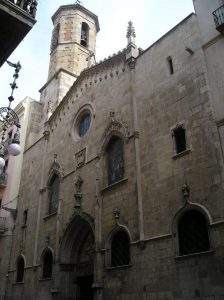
178,210,210,256
51,23,60,53
42,249,53,279
111,230,130,267
48,174,59,214
16,256,25,283
80,22,89,48
106,136,124,185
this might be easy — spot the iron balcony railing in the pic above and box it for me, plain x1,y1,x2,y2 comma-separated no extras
213,5,224,32
8,0,38,18
0,217,6,233
0,173,7,187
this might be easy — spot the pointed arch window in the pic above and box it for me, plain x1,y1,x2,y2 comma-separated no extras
48,174,60,214
42,249,53,279
106,136,124,185
16,256,25,283
80,22,89,48
111,230,130,267
178,210,210,256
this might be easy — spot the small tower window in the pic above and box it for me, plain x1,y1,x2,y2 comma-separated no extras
16,256,25,283
173,126,187,154
167,56,174,75
48,174,60,214
106,136,124,185
23,210,28,226
51,23,60,53
111,230,130,267
42,249,53,279
178,210,210,256
80,22,89,48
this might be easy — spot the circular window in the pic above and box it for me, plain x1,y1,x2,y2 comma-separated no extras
78,112,91,137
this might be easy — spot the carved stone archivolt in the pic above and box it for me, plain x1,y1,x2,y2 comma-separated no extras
75,148,86,169
99,111,130,156
47,154,64,184
59,212,95,266
172,184,213,234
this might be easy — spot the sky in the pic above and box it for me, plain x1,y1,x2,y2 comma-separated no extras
0,0,195,108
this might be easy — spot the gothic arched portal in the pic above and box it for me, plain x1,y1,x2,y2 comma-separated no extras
59,215,95,300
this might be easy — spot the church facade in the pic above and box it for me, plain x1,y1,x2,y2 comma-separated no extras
2,0,224,299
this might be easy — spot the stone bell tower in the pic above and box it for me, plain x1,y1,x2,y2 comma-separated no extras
39,3,100,119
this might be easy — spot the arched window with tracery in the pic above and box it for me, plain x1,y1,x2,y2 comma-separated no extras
106,136,124,185
178,210,210,256
111,230,130,267
48,174,59,214
16,256,25,283
42,248,53,279
80,22,89,48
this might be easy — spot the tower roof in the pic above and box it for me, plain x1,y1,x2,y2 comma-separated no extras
52,3,100,32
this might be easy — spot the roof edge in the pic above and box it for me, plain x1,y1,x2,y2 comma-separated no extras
138,13,196,58
52,3,100,32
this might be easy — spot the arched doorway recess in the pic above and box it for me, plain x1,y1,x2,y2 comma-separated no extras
60,214,95,300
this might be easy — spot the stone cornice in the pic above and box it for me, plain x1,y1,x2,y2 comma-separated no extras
138,13,195,59
52,3,100,32
39,68,78,93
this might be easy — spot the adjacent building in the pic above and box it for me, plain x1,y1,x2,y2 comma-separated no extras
0,0,37,67
0,97,40,299
2,0,224,299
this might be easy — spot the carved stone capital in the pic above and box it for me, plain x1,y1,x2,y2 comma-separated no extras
43,130,50,141
138,240,146,250
133,131,140,139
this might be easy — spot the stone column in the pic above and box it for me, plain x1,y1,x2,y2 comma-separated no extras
126,24,145,240
93,158,103,300
33,131,49,266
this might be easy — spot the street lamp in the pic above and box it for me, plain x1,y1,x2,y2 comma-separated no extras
0,61,22,169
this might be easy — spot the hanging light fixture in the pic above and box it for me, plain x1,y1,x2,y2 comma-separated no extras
0,61,22,169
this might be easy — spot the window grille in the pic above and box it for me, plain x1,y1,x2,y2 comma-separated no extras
49,175,59,214
107,137,124,185
16,256,25,283
173,126,187,154
42,250,53,279
78,113,91,137
178,210,210,256
111,231,130,267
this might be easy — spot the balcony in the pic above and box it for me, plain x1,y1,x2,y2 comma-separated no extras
0,0,38,67
0,173,7,188
0,217,6,234
213,5,224,34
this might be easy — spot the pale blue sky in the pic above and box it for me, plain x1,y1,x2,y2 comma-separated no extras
0,0,194,107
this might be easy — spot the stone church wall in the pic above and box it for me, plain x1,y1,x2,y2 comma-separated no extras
3,10,224,300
